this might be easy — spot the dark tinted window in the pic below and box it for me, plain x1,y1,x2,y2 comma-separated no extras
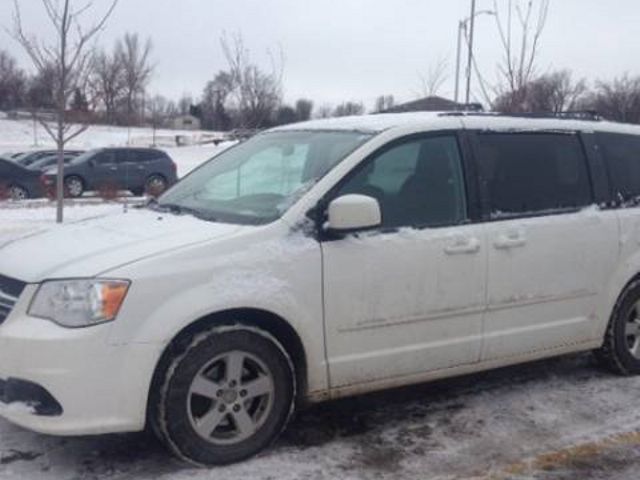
475,133,592,217
139,150,162,161
335,135,467,228
597,132,640,203
93,151,118,165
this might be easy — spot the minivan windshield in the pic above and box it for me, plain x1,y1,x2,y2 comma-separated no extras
157,130,373,224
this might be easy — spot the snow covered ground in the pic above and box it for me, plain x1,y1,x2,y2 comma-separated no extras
2,119,640,478
2,351,640,479
1,203,640,479
0,117,235,178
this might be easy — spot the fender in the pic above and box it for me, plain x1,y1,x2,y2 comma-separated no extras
105,223,329,395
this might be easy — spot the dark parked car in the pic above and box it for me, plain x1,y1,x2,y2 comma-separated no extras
14,150,83,168
0,157,44,200
42,147,178,197
1,152,25,159
27,154,76,171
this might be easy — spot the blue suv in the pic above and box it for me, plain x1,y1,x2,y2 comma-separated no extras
43,148,178,197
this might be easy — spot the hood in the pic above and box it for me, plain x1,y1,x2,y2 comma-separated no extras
0,207,245,282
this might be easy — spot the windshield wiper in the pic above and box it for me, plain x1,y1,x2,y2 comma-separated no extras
153,202,218,222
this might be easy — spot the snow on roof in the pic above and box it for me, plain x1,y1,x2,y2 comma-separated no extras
270,112,444,133
270,112,640,135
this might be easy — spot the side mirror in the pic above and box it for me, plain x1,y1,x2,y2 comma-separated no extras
326,194,381,233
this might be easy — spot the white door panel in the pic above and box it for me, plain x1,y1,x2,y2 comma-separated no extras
483,209,618,360
322,224,486,387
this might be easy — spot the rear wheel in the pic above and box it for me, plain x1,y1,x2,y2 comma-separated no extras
64,175,85,198
595,279,640,375
151,326,295,466
9,185,29,200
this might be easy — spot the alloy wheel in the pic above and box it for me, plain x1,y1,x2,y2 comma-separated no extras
625,301,640,359
187,350,275,445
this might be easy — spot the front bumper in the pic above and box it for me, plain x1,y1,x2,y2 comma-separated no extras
0,285,163,436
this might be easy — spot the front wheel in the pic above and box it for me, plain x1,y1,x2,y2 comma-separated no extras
151,326,295,466
145,174,168,197
595,279,640,375
9,185,29,200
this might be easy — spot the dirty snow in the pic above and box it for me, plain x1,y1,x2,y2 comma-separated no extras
2,355,640,479
1,204,640,478
2,120,640,478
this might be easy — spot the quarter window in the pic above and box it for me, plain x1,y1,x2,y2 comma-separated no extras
597,132,640,204
335,135,467,228
474,133,592,217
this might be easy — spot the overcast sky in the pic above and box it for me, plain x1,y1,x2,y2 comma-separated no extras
2,0,640,110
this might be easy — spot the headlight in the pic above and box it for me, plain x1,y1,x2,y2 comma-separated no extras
29,279,130,328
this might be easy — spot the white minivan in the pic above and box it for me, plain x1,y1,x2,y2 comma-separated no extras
2,112,640,465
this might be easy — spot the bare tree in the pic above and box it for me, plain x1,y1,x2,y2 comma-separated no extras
147,94,169,146
374,95,395,113
295,98,314,121
528,70,587,112
221,32,283,128
316,104,333,119
0,50,27,111
89,48,125,124
201,73,233,130
10,0,119,222
178,94,193,116
493,70,587,113
492,0,550,109
117,33,153,126
583,75,640,124
333,101,365,117
417,57,449,98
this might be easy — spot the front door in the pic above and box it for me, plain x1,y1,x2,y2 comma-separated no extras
321,133,487,388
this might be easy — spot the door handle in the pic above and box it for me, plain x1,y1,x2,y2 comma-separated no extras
445,237,480,255
494,231,526,249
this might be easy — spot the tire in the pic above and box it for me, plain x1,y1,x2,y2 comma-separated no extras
151,325,295,466
64,175,85,198
9,185,29,201
595,279,640,375
145,174,168,196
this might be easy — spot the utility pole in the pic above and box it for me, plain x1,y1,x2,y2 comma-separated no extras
465,0,477,106
454,21,463,104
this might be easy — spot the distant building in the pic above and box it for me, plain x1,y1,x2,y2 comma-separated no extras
172,114,201,131
381,96,482,113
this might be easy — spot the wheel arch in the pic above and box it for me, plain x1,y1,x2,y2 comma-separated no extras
7,183,30,199
600,262,640,341
146,307,309,423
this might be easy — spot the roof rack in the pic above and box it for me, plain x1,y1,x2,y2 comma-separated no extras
440,110,602,121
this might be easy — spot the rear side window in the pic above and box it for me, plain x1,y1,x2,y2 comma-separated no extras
474,133,592,217
137,150,162,162
597,132,640,204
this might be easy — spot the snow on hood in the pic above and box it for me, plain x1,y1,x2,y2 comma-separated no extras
0,207,244,282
